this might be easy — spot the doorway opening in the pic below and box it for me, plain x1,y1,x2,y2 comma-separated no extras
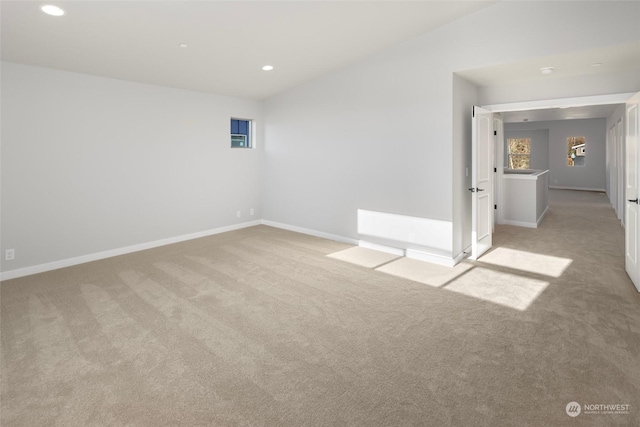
482,93,631,229
474,91,640,292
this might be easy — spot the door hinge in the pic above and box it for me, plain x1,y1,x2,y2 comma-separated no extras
494,204,497,210
494,130,497,136
494,167,497,173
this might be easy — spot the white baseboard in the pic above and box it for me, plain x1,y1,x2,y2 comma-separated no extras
502,206,550,230
360,240,464,268
548,186,605,192
503,219,538,229
452,246,471,265
260,220,358,245
0,221,261,281
537,206,550,227
3,218,456,280
358,240,405,257
406,249,458,267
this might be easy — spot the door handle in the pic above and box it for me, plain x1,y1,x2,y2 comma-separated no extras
468,188,485,193
629,198,639,204
477,188,485,192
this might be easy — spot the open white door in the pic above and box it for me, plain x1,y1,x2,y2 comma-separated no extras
471,106,493,260
625,92,640,292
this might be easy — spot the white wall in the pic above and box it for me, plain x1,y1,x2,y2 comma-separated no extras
504,129,550,171
504,119,607,191
263,1,640,256
263,47,454,240
1,62,263,273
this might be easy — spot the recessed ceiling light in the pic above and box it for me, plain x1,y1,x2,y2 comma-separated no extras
559,106,570,109
262,65,274,71
540,67,554,75
41,4,65,16
592,62,603,67
565,117,574,119
179,43,188,48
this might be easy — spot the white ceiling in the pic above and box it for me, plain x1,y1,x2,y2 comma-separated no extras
457,42,639,124
456,42,640,88
1,0,497,100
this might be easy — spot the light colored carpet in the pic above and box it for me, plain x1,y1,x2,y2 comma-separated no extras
376,257,473,288
2,190,639,426
327,246,400,269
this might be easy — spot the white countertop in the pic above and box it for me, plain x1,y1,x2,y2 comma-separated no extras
503,169,549,180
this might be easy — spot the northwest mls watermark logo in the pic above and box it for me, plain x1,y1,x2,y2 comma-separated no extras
566,401,630,417
566,402,581,417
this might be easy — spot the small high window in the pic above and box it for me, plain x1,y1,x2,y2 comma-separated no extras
507,138,531,169
231,118,252,148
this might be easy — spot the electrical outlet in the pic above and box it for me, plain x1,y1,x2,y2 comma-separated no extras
236,211,241,218
250,208,255,216
5,249,15,261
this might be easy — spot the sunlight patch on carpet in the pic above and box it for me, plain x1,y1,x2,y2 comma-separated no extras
443,267,549,311
376,257,473,287
478,247,572,278
327,247,400,269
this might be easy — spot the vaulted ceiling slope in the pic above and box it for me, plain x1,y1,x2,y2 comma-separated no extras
1,1,497,100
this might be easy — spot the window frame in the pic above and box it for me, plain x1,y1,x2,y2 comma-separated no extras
507,138,531,170
230,118,254,149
